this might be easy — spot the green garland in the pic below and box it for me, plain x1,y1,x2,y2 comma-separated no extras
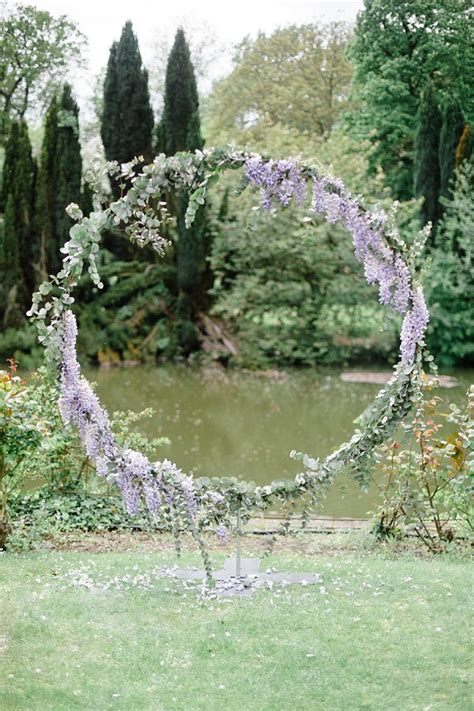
28,145,429,537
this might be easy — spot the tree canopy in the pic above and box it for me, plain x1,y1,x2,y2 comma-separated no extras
205,22,353,147
0,3,86,141
349,0,474,200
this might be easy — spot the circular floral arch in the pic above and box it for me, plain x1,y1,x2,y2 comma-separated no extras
29,146,430,574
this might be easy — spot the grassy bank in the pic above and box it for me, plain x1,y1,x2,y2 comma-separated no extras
0,540,472,711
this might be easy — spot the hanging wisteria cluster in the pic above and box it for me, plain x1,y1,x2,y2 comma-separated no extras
59,309,205,549
244,156,429,364
29,145,431,575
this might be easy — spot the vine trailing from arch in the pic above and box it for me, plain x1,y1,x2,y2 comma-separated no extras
28,145,432,580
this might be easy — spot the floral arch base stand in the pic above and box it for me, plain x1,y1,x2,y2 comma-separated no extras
142,556,321,597
29,146,431,582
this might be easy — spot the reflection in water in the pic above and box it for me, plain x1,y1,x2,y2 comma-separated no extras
86,365,473,518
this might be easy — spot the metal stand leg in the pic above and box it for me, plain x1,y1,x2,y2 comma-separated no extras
236,507,241,578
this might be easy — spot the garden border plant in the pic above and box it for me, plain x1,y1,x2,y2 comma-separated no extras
28,146,433,579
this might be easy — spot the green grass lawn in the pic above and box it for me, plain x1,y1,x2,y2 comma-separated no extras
0,543,472,711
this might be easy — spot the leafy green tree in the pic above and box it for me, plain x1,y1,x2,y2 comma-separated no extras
349,0,474,200
414,83,442,230
101,22,154,168
439,99,465,201
0,4,85,141
0,120,36,326
426,163,474,365
210,185,401,367
209,136,411,367
160,28,209,353
205,22,353,147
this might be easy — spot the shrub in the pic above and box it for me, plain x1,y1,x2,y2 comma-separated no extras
0,361,42,547
372,381,473,550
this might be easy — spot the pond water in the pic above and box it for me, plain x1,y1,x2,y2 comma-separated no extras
86,365,473,519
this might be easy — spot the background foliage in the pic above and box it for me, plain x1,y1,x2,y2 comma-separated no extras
0,1,472,369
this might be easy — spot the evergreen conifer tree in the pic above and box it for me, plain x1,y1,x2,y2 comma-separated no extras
101,42,119,163
54,83,82,273
0,121,20,211
34,85,83,276
160,28,210,353
34,95,58,279
0,120,35,325
16,121,36,290
0,194,24,327
160,29,203,156
101,22,154,168
439,99,465,202
414,83,442,230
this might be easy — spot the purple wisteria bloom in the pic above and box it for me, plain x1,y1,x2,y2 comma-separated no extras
116,448,152,516
400,287,430,364
215,523,229,540
246,157,307,210
59,311,117,475
58,311,200,521
244,155,430,363
393,256,411,314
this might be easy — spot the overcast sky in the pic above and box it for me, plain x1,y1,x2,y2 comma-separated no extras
22,0,364,128
30,1,364,76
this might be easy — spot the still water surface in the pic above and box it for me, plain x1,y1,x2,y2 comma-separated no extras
86,365,473,518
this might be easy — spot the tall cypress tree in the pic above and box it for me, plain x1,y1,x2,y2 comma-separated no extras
54,83,82,272
1,194,20,281
0,194,23,327
439,99,465,202
34,95,58,280
160,29,203,156
0,120,36,325
160,28,209,353
0,121,21,211
16,121,36,292
35,84,83,277
101,22,154,168
101,42,119,163
414,83,442,230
